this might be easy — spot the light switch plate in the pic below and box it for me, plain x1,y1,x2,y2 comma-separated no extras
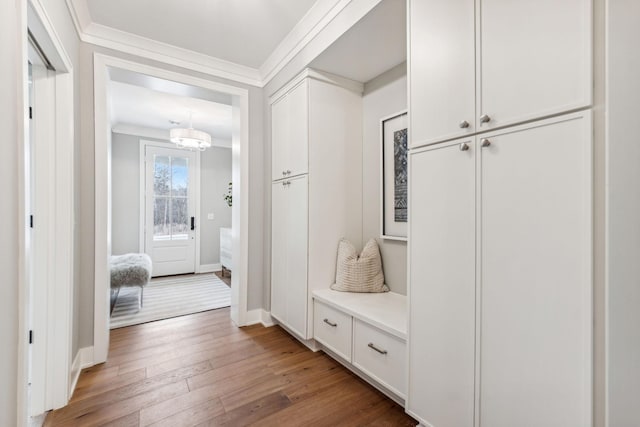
207,213,215,220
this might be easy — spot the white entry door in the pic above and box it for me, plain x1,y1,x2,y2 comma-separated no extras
145,146,197,277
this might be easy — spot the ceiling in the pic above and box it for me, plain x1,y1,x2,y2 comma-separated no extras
97,0,407,143
109,81,233,145
310,0,406,83
85,0,319,68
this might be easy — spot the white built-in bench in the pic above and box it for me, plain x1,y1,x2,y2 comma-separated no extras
312,288,407,403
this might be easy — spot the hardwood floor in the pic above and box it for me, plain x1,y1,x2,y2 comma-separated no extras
45,308,417,426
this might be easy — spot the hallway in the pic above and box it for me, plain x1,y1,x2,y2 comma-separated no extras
44,308,416,426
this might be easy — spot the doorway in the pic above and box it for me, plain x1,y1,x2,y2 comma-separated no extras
93,54,251,364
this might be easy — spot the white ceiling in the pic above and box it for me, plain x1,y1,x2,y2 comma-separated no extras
310,0,406,83
85,0,319,68
109,81,233,144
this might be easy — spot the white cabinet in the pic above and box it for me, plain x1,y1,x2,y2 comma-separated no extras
409,0,592,147
409,0,476,145
271,80,308,181
313,289,407,400
313,300,353,362
407,138,476,427
270,69,363,340
407,112,592,427
271,176,309,338
353,319,406,398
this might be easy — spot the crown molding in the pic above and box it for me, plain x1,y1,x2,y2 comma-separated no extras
259,0,350,85
65,0,90,34
84,22,262,86
64,0,363,88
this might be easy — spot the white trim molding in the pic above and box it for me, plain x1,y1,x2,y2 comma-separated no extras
18,0,76,421
64,0,384,87
199,263,222,273
246,309,276,328
68,346,94,399
94,53,251,364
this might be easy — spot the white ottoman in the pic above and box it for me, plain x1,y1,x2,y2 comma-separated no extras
110,253,152,310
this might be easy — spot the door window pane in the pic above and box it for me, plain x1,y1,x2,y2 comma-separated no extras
171,197,189,240
172,157,189,197
154,156,170,196
153,197,170,240
152,153,191,241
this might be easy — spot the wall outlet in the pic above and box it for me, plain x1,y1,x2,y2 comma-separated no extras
207,213,215,220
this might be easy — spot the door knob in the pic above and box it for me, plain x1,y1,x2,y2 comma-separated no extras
459,120,470,129
480,114,491,124
459,143,470,151
481,138,491,148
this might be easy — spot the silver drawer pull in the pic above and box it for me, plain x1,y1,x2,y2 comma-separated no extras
368,343,388,355
323,318,337,327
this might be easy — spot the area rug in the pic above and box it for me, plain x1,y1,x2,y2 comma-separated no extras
110,273,231,329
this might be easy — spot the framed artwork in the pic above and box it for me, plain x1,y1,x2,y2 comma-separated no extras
381,110,408,240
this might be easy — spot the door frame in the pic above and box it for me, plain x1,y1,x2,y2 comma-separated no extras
18,0,75,424
94,53,251,364
139,139,202,275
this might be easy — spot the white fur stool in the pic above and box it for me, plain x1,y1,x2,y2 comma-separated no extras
110,253,152,311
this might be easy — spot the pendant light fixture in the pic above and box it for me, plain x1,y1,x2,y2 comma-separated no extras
170,111,211,151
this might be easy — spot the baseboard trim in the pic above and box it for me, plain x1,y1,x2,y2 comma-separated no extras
199,263,221,273
69,346,94,398
245,309,275,328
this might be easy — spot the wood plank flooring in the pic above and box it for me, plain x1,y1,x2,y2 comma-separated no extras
45,308,417,426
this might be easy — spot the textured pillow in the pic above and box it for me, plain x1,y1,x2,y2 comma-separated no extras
332,239,388,293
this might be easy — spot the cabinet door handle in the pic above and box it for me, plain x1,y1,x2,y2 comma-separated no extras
481,138,491,148
286,170,291,175
459,143,470,151
323,318,337,327
367,343,388,355
459,120,470,129
480,114,491,124
282,170,287,176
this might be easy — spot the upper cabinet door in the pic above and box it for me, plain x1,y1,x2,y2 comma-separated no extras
409,0,476,148
478,0,592,130
271,80,309,181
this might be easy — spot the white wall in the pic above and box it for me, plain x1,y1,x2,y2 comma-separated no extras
606,1,640,425
362,62,407,294
200,146,233,266
111,133,140,254
110,133,232,267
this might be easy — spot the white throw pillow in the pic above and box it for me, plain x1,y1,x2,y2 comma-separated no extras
331,238,388,293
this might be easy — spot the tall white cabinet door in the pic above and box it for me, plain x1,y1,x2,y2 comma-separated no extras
479,0,591,130
285,175,309,338
479,114,592,427
271,80,308,180
407,140,476,427
409,0,476,147
270,181,288,323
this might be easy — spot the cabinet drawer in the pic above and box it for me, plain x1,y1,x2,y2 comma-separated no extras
353,319,406,398
313,301,352,362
